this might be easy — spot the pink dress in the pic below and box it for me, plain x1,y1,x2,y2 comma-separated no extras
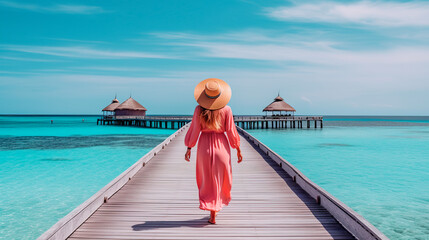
184,105,240,212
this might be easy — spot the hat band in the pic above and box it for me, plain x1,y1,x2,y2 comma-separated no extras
204,90,221,99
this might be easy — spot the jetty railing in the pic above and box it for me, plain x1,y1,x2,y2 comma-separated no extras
236,126,388,240
37,124,190,240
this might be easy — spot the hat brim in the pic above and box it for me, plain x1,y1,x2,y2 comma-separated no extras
194,78,231,110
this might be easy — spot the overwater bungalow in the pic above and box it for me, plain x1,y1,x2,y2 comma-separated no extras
102,97,120,119
98,94,322,129
114,97,147,119
263,94,296,117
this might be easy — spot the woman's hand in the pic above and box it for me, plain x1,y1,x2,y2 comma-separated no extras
237,147,243,163
185,148,191,162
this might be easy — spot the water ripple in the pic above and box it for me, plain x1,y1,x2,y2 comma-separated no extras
0,134,167,150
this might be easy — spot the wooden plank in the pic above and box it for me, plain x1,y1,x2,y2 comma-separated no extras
67,128,356,240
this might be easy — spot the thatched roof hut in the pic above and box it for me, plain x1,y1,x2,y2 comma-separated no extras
263,94,296,114
102,98,120,112
115,97,147,118
115,97,147,111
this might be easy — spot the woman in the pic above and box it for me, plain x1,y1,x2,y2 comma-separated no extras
184,78,243,224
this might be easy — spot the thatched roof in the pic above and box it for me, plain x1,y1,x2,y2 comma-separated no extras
115,97,147,111
263,94,296,112
102,98,120,112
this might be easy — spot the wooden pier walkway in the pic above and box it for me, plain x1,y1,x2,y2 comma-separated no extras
39,125,387,240
67,128,353,240
97,115,323,129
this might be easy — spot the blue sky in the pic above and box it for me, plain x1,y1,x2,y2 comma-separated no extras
0,0,428,115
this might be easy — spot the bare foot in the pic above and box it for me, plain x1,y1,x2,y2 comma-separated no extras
208,211,217,224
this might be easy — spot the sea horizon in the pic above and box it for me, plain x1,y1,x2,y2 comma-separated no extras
1,114,429,117
1,115,428,239
2,0,429,238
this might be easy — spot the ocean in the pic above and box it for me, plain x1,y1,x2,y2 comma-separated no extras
248,116,429,240
0,116,175,240
0,115,428,239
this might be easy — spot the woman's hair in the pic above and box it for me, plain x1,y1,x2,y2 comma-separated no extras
199,106,222,130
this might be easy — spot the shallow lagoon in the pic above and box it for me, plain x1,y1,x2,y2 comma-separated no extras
0,116,174,239
1,116,428,239
248,116,429,240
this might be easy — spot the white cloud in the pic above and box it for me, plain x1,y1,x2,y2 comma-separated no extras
150,31,429,99
266,1,429,27
172,39,429,66
0,56,55,62
72,66,150,72
1,45,173,59
44,38,107,44
0,1,105,14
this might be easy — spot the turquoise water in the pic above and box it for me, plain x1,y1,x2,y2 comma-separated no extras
1,116,428,240
248,116,429,240
0,116,175,240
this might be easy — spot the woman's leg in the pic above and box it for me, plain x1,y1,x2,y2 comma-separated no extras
209,210,217,224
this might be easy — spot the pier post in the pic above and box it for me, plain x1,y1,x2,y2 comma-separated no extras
320,120,323,128
314,120,317,128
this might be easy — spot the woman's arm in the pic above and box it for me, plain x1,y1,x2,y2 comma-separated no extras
184,106,201,162
225,106,242,163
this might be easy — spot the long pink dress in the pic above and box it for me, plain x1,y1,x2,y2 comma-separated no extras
184,105,240,212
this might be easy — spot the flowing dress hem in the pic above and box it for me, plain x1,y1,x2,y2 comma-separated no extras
199,199,231,212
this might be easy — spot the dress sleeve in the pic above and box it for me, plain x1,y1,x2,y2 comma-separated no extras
184,105,202,148
225,106,240,149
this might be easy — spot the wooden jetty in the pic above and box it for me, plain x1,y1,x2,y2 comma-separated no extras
97,115,323,129
38,125,387,240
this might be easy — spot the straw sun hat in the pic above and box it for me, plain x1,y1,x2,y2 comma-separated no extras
194,78,231,110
